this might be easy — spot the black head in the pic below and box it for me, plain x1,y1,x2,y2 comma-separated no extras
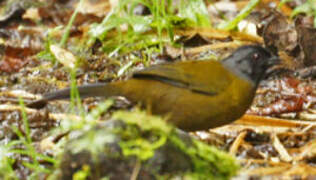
222,45,279,85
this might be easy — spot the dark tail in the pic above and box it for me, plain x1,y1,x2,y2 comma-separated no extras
27,83,119,109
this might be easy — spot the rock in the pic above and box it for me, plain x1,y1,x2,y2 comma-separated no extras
58,111,239,180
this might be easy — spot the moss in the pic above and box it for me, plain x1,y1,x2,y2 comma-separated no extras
113,110,239,179
73,165,91,180
172,137,239,179
61,109,239,179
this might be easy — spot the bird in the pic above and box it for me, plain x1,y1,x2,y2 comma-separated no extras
28,45,279,131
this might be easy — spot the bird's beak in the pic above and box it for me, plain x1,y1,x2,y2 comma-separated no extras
268,56,281,66
264,56,281,78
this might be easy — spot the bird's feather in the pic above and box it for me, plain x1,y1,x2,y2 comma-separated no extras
133,60,233,95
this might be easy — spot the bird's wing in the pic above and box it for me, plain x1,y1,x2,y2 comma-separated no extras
132,60,233,95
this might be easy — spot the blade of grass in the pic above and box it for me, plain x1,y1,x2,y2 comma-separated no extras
59,0,85,47
70,68,85,117
5,98,56,177
218,0,260,31
19,97,31,143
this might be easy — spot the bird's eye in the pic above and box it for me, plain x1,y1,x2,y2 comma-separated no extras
253,53,260,60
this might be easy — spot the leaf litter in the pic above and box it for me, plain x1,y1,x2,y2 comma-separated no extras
0,0,316,179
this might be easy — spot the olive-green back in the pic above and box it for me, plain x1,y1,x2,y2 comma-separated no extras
133,60,233,95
